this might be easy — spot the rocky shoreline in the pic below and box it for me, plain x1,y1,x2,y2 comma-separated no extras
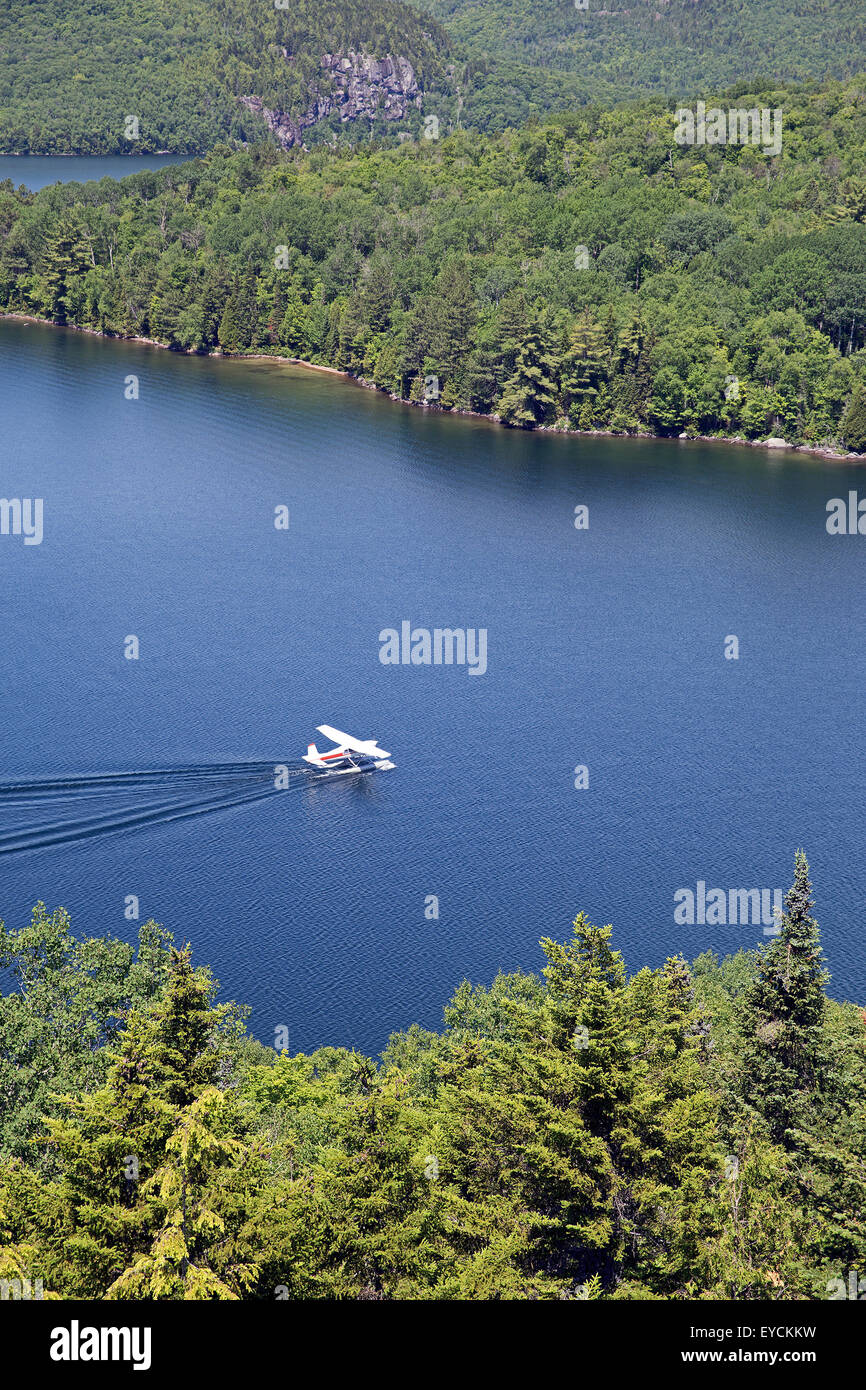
2,312,861,463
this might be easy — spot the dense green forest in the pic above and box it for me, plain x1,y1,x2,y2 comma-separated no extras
416,0,866,107
0,0,458,155
2,0,866,154
2,79,865,448
0,853,863,1299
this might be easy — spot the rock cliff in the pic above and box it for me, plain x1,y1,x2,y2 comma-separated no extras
242,51,423,148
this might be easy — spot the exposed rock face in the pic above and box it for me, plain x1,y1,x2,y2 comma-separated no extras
241,95,304,149
242,51,423,149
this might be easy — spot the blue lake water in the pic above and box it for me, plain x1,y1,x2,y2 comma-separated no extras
0,316,863,1054
0,155,195,191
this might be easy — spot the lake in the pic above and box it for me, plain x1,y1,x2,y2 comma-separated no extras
0,155,195,192
0,315,863,1055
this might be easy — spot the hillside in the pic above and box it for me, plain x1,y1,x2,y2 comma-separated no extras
2,78,864,450
421,0,866,125
2,0,866,153
0,0,457,154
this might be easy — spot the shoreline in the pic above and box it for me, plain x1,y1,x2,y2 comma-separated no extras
2,312,861,464
0,150,179,158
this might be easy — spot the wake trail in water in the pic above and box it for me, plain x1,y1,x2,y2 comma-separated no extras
0,762,311,855
0,762,281,800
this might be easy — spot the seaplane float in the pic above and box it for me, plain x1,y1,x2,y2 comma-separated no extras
303,726,395,775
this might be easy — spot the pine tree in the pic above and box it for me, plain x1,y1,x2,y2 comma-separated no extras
337,292,366,371
148,261,191,346
200,269,229,349
278,285,309,357
611,313,653,424
266,275,288,347
362,259,394,334
541,920,723,1296
434,993,611,1296
403,260,477,392
236,268,259,349
38,219,90,324
561,312,608,426
22,1012,177,1296
497,325,559,428
698,1116,815,1299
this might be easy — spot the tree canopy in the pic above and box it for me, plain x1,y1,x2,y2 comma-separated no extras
1,854,863,1299
2,79,864,450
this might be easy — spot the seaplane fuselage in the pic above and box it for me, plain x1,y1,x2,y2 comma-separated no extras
303,725,395,775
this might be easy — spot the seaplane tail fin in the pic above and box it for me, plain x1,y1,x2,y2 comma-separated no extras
307,743,319,757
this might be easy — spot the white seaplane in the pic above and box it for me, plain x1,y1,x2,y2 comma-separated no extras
303,725,395,775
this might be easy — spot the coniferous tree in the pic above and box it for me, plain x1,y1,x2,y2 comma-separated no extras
840,383,866,452
362,258,394,334
38,220,90,324
498,323,559,428
218,277,243,352
199,268,229,349
278,285,309,356
739,852,830,1147
145,946,231,1109
561,312,608,427
0,946,234,1296
106,1088,259,1301
0,907,172,1164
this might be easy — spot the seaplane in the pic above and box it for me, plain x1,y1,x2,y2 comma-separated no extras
303,726,395,775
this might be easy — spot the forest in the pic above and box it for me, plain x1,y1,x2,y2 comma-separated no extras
1,78,865,449
2,0,866,154
0,0,457,155
0,852,863,1299
416,0,866,105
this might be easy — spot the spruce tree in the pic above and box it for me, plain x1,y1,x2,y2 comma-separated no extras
434,987,611,1296
106,1088,259,1300
145,946,230,1109
739,851,830,1146
217,278,242,352
200,269,228,349
840,382,866,452
541,921,723,1296
0,946,233,1296
362,259,394,334
20,1012,176,1296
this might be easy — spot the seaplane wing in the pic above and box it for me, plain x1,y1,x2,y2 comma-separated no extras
316,726,390,759
303,725,394,772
